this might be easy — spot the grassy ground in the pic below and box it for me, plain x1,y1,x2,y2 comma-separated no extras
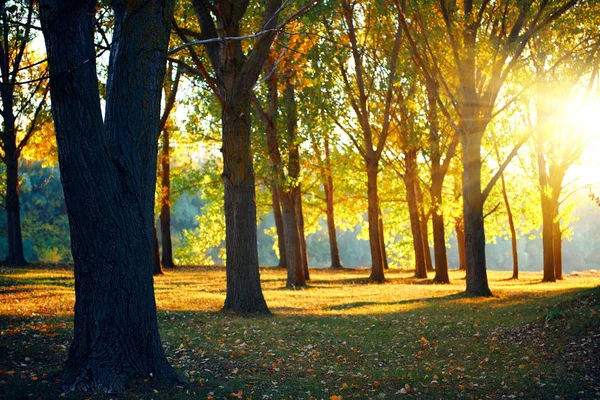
1,265,599,399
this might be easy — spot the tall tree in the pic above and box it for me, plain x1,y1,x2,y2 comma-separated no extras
400,0,579,295
158,63,182,270
0,0,49,266
39,0,179,391
332,0,404,282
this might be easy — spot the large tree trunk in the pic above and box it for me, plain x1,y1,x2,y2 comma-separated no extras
221,98,269,313
153,220,163,276
405,150,427,278
537,142,555,282
462,129,492,296
40,0,179,392
3,128,26,266
499,171,519,280
160,127,175,269
553,218,563,280
366,161,385,282
281,189,305,288
378,208,389,270
455,217,467,271
270,185,287,268
324,136,342,269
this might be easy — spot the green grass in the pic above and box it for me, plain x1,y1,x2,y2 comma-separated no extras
1,265,599,399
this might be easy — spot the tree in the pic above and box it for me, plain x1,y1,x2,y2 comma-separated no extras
158,63,182,270
400,0,579,296
0,0,49,266
39,0,179,392
331,0,404,282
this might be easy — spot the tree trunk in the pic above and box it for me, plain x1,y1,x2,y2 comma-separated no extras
295,188,310,280
366,161,385,282
553,218,563,280
537,140,555,283
271,185,287,268
280,189,305,287
455,217,467,271
160,127,175,269
405,150,427,278
415,182,434,272
431,178,449,283
153,220,163,276
221,99,270,313
3,128,26,266
378,208,389,270
462,130,492,296
40,0,179,392
324,136,342,269
499,171,519,280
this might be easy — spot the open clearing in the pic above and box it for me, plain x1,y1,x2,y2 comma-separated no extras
1,265,599,399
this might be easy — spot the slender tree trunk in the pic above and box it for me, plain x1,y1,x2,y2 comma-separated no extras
295,188,310,280
159,128,175,269
366,161,385,282
553,218,563,280
378,208,389,270
3,127,26,265
271,185,287,268
462,129,492,296
499,171,519,280
405,150,427,278
455,217,467,271
153,220,163,276
280,189,305,287
431,180,449,283
40,0,179,391
415,182,434,272
221,98,269,313
324,136,342,269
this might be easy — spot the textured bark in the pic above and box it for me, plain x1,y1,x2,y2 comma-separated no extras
405,150,427,279
221,99,270,312
270,185,287,268
160,127,175,269
367,162,385,282
281,190,305,287
40,0,179,392
462,128,492,296
153,220,163,276
324,136,342,269
3,138,26,266
192,0,281,312
455,217,467,271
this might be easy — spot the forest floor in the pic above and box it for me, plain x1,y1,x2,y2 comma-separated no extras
1,265,599,399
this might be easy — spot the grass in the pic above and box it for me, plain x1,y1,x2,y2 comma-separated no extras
1,265,599,399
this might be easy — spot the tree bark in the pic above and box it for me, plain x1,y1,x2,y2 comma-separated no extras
160,127,175,269
537,138,555,283
378,208,389,270
324,136,342,269
367,161,385,282
405,150,427,278
40,0,179,392
281,189,305,288
499,171,519,280
270,185,287,268
415,181,434,272
462,128,492,296
221,99,270,313
153,220,163,276
295,188,310,281
553,218,563,280
455,217,467,271
3,129,26,266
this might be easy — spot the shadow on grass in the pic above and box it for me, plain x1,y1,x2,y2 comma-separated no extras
326,291,467,311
